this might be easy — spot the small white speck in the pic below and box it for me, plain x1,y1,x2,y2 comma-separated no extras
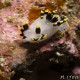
0,57,5,62
56,52,64,56
19,78,25,80
0,63,4,67
56,52,61,56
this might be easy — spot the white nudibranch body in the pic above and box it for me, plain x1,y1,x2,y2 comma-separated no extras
19,10,69,43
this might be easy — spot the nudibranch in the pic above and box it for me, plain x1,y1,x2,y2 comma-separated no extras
18,9,69,43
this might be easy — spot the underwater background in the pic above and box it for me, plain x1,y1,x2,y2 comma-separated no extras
0,0,80,80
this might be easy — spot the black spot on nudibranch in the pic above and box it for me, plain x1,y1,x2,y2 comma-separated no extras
57,22,62,26
20,31,26,39
20,32,24,36
35,26,41,34
23,23,28,31
51,17,58,23
20,23,29,34
20,29,24,37
40,34,46,39
46,13,52,21
23,36,26,39
40,9,52,19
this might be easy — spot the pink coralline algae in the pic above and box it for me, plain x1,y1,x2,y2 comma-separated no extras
73,67,80,75
40,38,66,52
0,0,80,80
40,39,79,56
65,41,79,56
0,43,27,78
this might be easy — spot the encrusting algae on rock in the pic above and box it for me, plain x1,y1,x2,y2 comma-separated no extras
0,0,80,80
